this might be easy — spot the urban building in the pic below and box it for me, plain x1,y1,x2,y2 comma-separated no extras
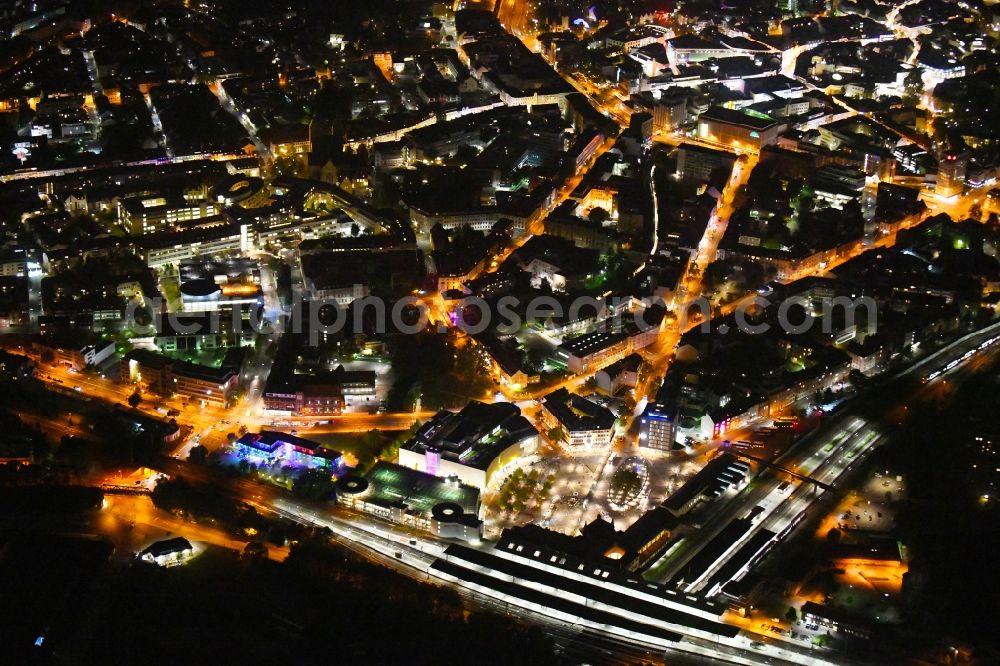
260,124,312,166
143,223,252,270
235,431,344,470
638,402,677,451
540,388,616,448
398,401,539,489
697,107,783,151
337,461,482,541
30,339,116,371
936,149,968,198
145,311,257,352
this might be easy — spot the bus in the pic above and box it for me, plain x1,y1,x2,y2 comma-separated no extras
774,417,798,430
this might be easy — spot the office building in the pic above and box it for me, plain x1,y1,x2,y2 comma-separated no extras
540,388,616,449
676,144,737,183
639,402,677,451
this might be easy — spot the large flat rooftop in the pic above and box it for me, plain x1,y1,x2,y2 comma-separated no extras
699,106,779,131
364,461,480,516
403,401,537,470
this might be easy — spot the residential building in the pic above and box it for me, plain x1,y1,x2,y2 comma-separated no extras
262,365,376,415
667,34,733,64
676,144,737,183
556,307,664,374
122,349,240,406
260,123,312,165
472,331,539,389
697,107,784,151
120,196,222,235
31,339,116,371
936,149,968,198
801,602,873,640
595,353,643,394
140,537,194,567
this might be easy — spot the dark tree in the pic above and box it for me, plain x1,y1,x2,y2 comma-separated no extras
127,390,142,409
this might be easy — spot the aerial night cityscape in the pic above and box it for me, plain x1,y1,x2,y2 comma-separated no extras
0,0,999,662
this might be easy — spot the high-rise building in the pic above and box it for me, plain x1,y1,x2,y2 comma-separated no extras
639,402,676,451
936,150,968,198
